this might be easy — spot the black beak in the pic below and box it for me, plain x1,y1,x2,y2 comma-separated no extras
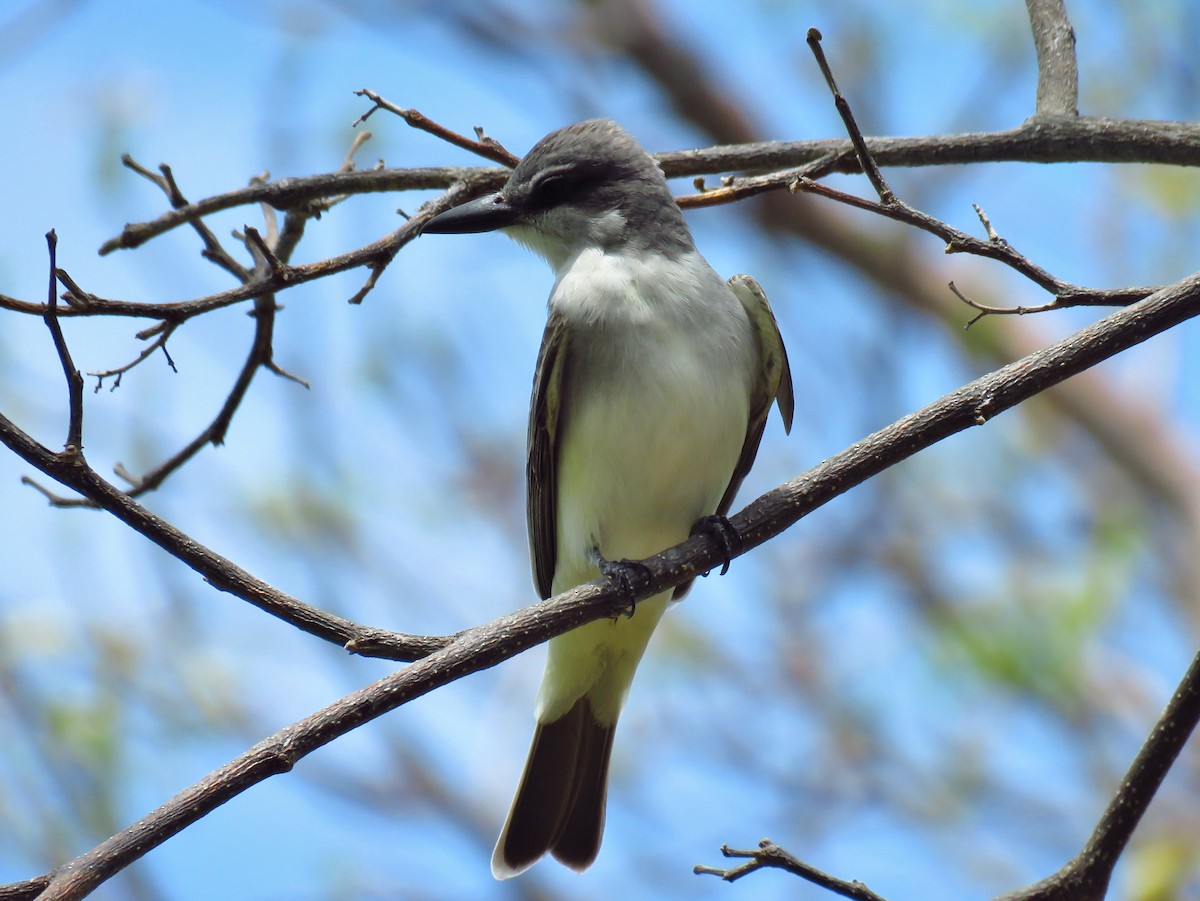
422,193,520,234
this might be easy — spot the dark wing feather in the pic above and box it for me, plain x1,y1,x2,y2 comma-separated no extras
719,273,793,518
527,310,571,600
673,275,792,600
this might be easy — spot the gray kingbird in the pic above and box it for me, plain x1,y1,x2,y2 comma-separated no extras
422,119,793,878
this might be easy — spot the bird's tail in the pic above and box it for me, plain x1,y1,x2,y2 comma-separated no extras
491,697,616,879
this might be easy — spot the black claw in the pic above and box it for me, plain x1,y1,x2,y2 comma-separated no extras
589,546,650,617
691,514,739,577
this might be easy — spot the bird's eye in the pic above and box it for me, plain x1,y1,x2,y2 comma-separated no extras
531,172,574,209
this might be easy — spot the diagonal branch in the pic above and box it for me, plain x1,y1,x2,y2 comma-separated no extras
791,30,1153,315
997,645,1200,901
5,262,1200,900
1,405,452,661
353,90,521,167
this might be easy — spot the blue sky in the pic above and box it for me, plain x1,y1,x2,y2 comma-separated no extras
3,2,1200,900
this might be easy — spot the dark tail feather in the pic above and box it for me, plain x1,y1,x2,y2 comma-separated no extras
492,698,617,878
549,709,615,870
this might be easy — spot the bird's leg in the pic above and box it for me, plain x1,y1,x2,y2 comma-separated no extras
690,514,740,577
588,546,650,618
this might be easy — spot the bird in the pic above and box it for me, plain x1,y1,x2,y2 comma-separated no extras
421,119,793,878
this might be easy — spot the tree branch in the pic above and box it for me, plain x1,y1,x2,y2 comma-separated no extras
6,259,1200,900
996,645,1200,901
696,840,887,901
353,90,521,167
61,116,1200,265
1025,0,1079,117
1,407,453,661
39,230,84,455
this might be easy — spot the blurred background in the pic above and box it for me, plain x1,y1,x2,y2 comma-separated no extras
2,1,1200,899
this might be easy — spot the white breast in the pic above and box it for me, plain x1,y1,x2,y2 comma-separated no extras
549,248,756,590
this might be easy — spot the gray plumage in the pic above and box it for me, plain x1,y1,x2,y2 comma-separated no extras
423,119,793,878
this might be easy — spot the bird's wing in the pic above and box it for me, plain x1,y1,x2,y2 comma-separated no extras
527,309,571,600
714,273,793,519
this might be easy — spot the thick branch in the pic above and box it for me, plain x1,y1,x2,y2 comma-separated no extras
82,116,1200,263
7,265,1200,900
1025,0,1079,116
27,573,629,901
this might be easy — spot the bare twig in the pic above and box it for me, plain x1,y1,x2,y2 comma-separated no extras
674,150,848,209
97,165,485,255
56,117,1200,263
696,840,887,901
24,135,494,503
806,28,895,204
792,176,1155,314
353,92,520,167
787,58,1157,318
87,321,179,390
347,256,391,305
5,402,454,658
121,155,251,282
242,225,290,280
41,231,84,455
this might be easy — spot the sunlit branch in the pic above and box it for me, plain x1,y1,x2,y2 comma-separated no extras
6,261,1200,899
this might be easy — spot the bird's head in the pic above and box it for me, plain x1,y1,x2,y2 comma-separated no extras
422,119,692,269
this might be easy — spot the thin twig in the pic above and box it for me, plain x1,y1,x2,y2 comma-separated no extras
122,155,251,282
951,281,1059,328
87,321,179,390
67,117,1200,260
97,164,486,255
806,28,895,204
242,226,289,280
791,177,1156,315
353,92,520,167
696,840,888,901
5,405,456,659
799,24,1105,322
41,231,84,454
674,150,849,209
347,256,391,305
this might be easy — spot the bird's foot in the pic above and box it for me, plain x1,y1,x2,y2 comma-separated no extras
690,514,740,577
588,546,650,618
